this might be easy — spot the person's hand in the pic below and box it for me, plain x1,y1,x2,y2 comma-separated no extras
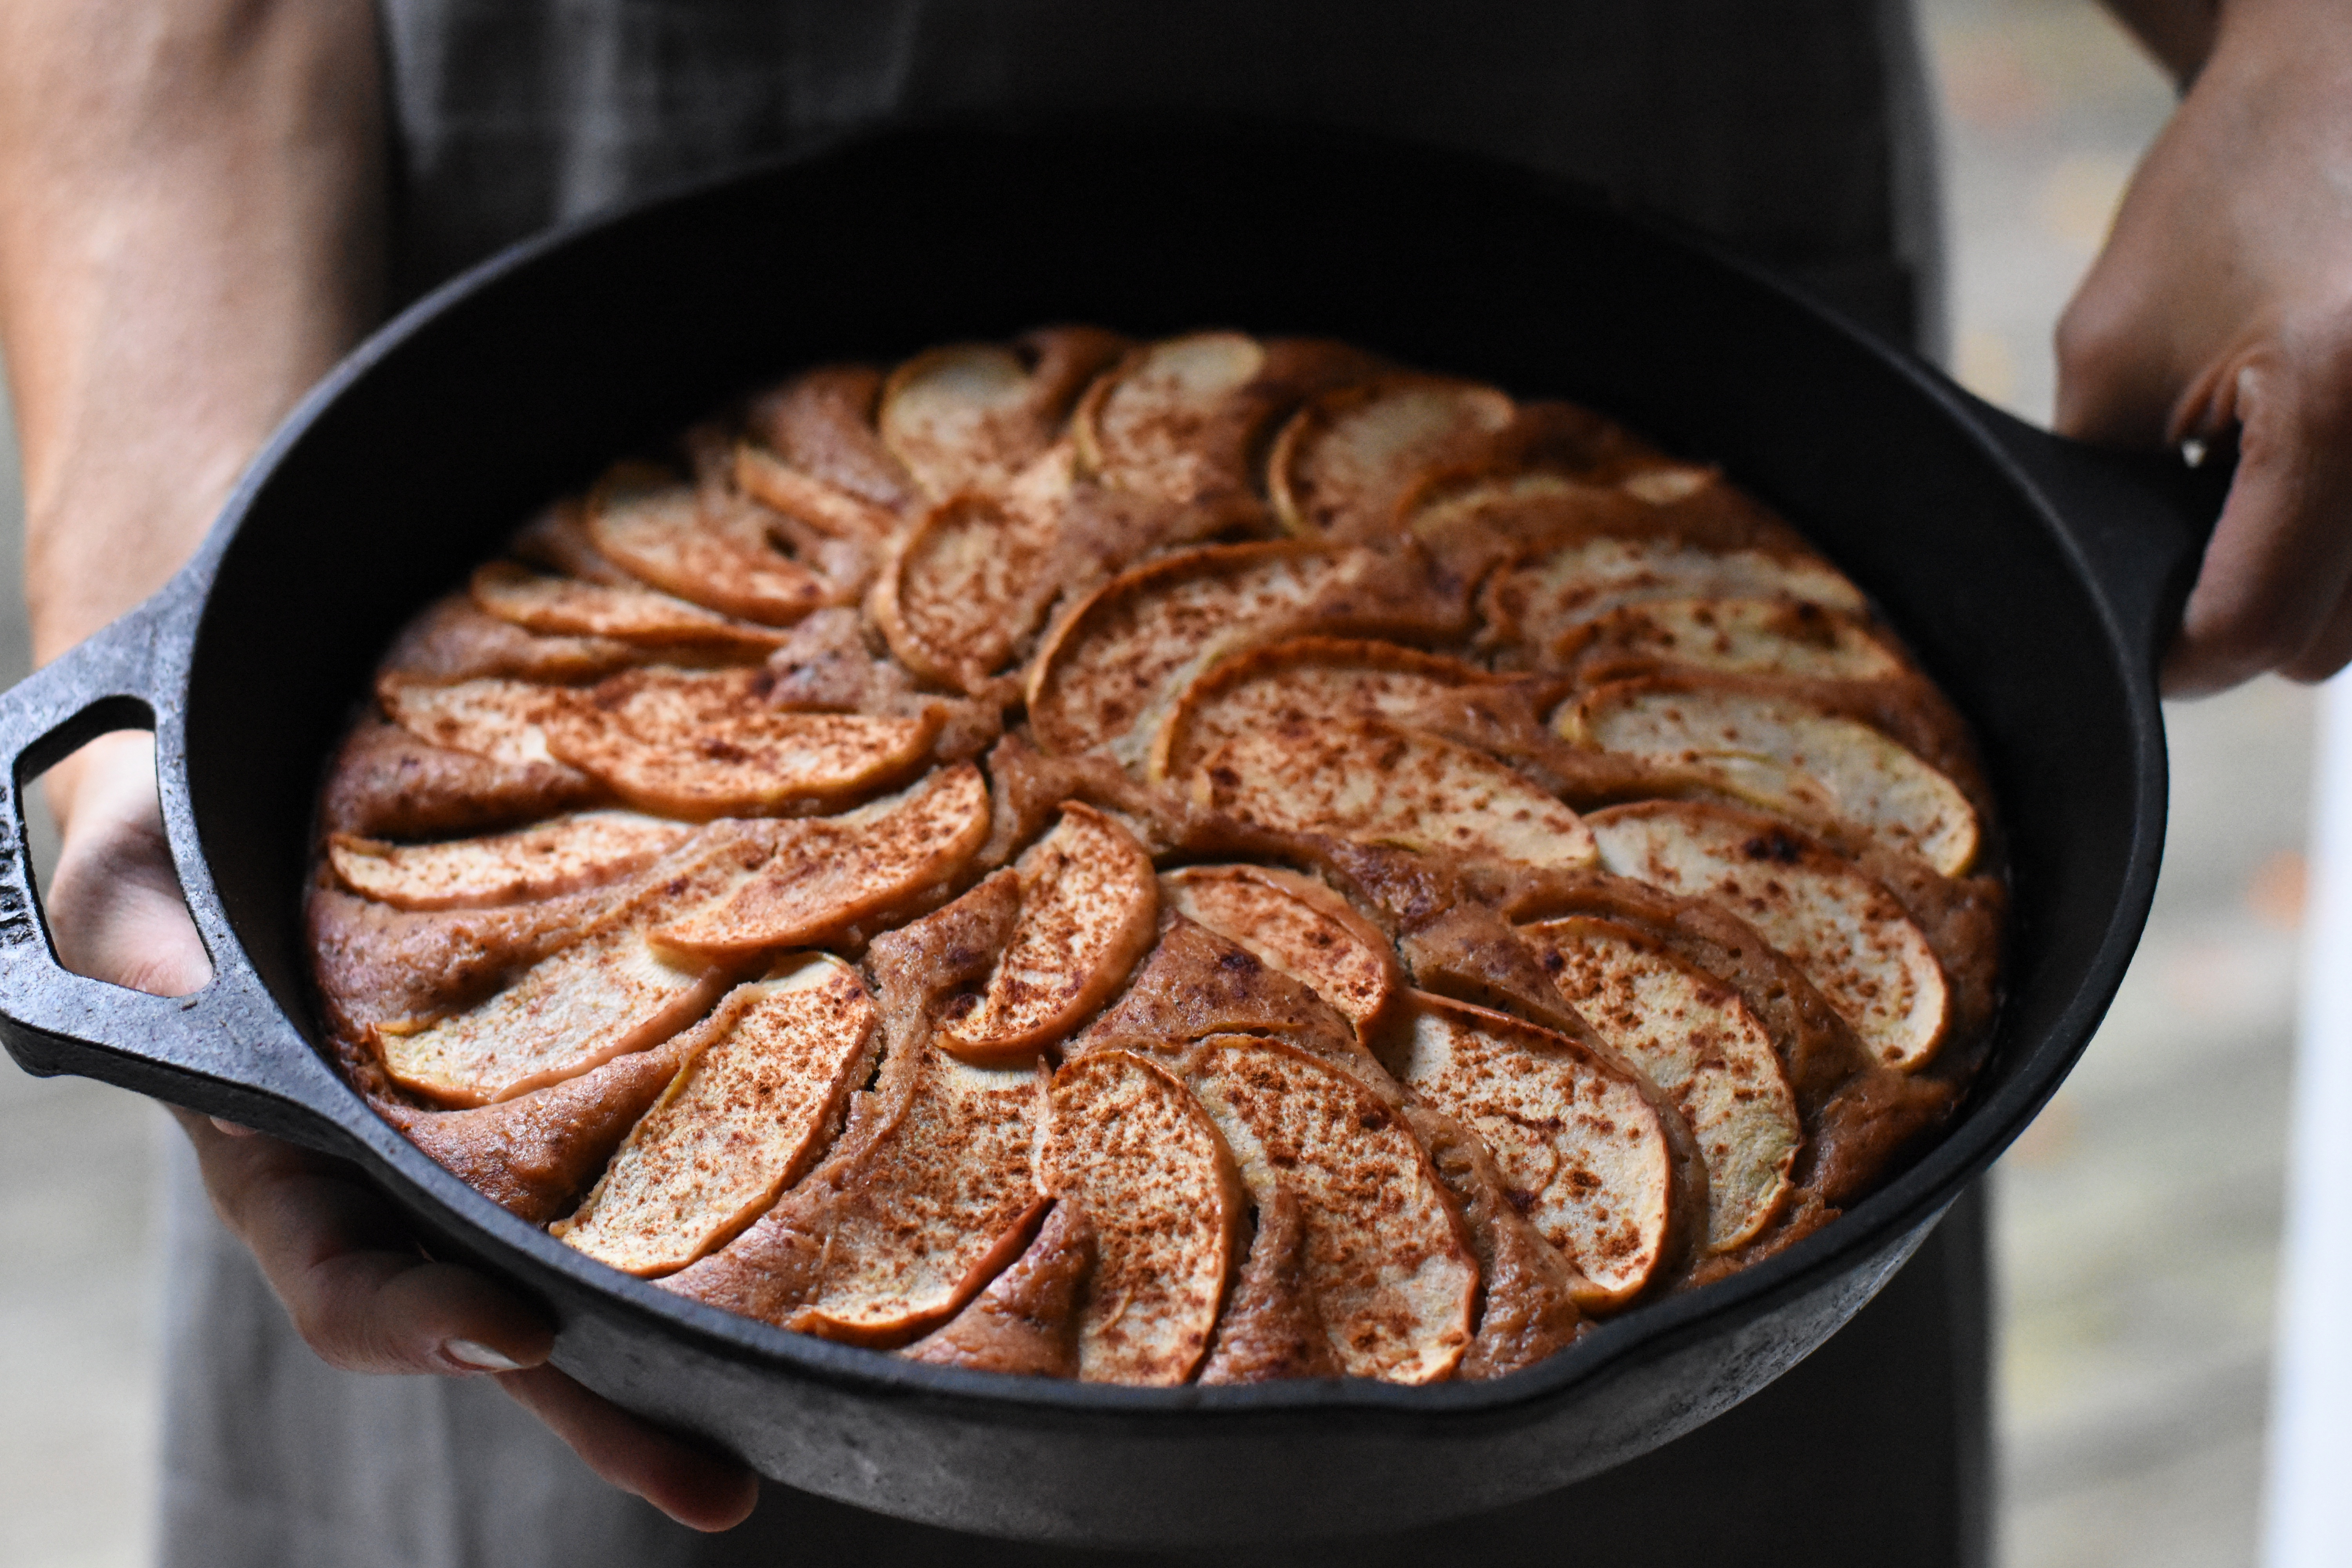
41,731,758,1531
2056,0,2352,696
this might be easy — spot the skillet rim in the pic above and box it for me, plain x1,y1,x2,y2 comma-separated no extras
129,114,2169,1424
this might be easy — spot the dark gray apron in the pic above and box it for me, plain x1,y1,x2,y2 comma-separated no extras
156,6,1980,1563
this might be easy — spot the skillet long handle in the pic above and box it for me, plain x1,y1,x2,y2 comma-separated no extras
1960,390,2232,678
0,587,351,1146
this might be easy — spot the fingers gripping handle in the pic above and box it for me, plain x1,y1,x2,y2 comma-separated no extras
0,596,344,1141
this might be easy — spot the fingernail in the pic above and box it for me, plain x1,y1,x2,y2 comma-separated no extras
209,1118,258,1138
444,1339,524,1372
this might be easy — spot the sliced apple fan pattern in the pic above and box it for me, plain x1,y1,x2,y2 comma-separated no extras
310,328,2005,1386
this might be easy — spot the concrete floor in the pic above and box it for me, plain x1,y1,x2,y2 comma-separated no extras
0,6,2313,1564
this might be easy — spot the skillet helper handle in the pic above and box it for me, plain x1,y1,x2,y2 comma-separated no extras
0,591,343,1143
1962,390,2233,678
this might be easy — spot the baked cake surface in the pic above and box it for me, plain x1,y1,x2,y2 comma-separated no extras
310,327,2005,1385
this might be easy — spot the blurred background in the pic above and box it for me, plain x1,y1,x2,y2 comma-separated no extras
0,3,2316,1564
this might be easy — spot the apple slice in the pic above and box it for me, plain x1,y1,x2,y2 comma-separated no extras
1072,331,1267,506
869,449,1072,693
1544,597,1906,684
1184,1033,1477,1384
902,1201,1093,1378
651,762,991,960
938,804,1158,1063
377,925,732,1109
1586,801,1949,1070
733,443,898,552
1517,915,1800,1254
742,362,917,516
377,593,640,688
782,1050,1048,1347
538,667,936,818
1198,1187,1342,1383
1267,375,1516,541
662,872,1047,1343
584,466,835,625
1028,540,1461,767
1191,716,1597,872
1041,1049,1246,1385
1151,636,1510,784
1074,334,1388,512
1405,1105,1586,1378
1396,991,1678,1307
379,676,562,768
878,329,1125,502
381,1025,706,1224
469,560,786,653
321,718,604,843
328,810,692,910
1480,534,1869,652
1159,864,1400,1038
554,955,881,1276
1069,915,1379,1091
1565,681,1982,876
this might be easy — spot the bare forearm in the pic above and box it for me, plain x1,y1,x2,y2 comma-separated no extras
0,0,386,671
2099,0,2222,82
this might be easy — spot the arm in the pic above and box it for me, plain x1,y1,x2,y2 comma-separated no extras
0,3,753,1528
2060,0,2352,694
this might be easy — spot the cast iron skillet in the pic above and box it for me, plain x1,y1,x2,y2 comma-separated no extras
0,119,2223,1546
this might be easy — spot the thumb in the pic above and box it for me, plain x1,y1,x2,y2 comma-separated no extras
2161,345,2352,694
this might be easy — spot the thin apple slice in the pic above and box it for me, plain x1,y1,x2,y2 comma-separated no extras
1198,1187,1342,1383
1517,916,1800,1254
1041,1049,1246,1385
1151,636,1510,784
379,676,562,768
742,363,917,515
1268,374,1516,541
1566,681,1981,876
783,1051,1047,1346
1073,331,1267,506
470,560,786,653
1481,533,1869,651
381,1025,703,1224
733,443,898,552
1073,334,1388,514
1544,597,1906,684
662,872,1047,1343
361,822,772,1099
377,926,731,1108
902,1202,1093,1377
1405,1105,1586,1378
1396,991,1678,1307
651,763,991,960
1159,864,1400,1038
1184,1033,1477,1384
869,450,1071,693
1586,801,1948,1070
585,466,834,625
938,804,1158,1063
538,667,936,818
377,592,641,687
878,329,1125,501
1191,717,1597,872
554,955,881,1276
328,811,690,911
1027,540,1461,767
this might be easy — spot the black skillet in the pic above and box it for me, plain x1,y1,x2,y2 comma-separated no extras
0,120,2224,1547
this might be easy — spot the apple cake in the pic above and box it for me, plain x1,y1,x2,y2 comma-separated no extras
308,328,2005,1385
